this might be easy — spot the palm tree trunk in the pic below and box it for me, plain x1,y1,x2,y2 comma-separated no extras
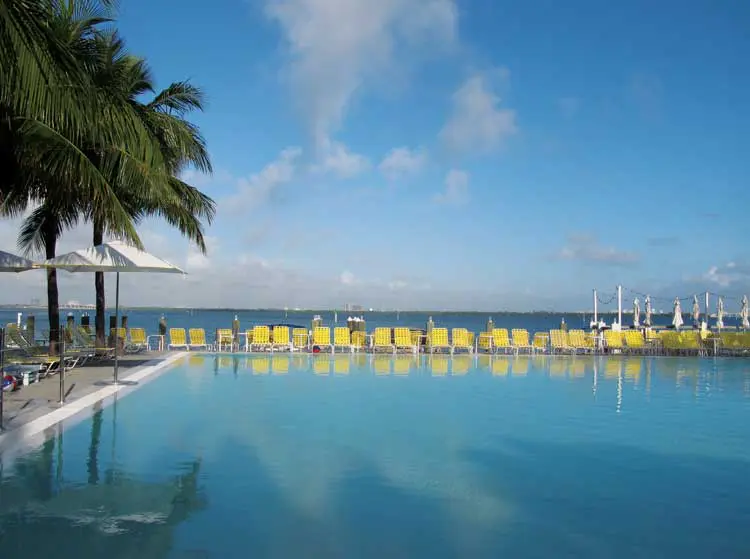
93,219,105,349
44,222,60,356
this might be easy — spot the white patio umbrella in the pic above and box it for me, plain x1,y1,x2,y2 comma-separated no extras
741,295,750,330
0,250,40,272
672,297,683,330
633,297,640,328
644,295,652,327
692,295,700,326
716,297,724,329
44,241,184,385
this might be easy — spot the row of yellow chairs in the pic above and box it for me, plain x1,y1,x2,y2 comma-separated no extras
477,328,539,353
165,325,750,356
168,326,480,354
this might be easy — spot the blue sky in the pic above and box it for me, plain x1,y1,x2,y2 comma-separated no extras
1,0,749,311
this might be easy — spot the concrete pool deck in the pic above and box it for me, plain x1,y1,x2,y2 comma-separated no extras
0,352,185,451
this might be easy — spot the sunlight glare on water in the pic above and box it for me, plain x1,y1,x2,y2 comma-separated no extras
1,354,750,558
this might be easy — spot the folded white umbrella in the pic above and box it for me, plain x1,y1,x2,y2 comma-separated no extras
672,298,683,330
692,295,700,325
45,241,185,384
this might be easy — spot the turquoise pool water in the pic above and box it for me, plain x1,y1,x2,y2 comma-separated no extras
1,354,750,558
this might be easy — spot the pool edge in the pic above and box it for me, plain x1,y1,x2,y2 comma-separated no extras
0,352,187,456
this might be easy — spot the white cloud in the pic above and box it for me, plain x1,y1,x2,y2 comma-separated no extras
440,71,517,154
434,169,469,205
179,168,234,190
557,234,638,266
265,0,457,163
313,140,369,178
378,146,427,180
221,147,302,211
388,280,408,290
702,261,750,288
185,236,219,271
339,270,356,285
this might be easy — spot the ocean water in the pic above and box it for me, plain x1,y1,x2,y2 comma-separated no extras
0,307,726,340
1,354,749,558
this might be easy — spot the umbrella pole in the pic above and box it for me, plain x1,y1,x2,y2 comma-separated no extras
114,272,120,385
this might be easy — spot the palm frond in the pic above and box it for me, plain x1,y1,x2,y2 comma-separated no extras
148,81,206,115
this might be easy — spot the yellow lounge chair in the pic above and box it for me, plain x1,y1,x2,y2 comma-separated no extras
272,326,291,352
4,326,81,373
110,327,126,345
568,329,593,353
373,327,394,353
532,332,549,353
511,329,533,354
394,327,417,353
428,327,452,354
292,328,308,351
69,326,112,360
477,331,493,353
126,327,148,353
333,327,353,353
451,328,473,354
168,328,189,350
351,330,367,352
623,330,645,354
188,328,209,350
604,330,624,352
251,325,271,352
312,327,333,352
549,329,574,354
216,328,234,351
492,328,513,354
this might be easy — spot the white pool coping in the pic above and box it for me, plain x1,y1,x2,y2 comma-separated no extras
0,351,187,462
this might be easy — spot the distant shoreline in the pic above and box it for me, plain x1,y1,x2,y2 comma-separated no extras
0,304,676,315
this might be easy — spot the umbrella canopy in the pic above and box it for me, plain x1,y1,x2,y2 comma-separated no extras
44,240,183,274
672,297,683,329
644,295,652,327
716,297,724,329
741,295,749,330
0,250,40,272
692,295,700,324
44,241,185,385
633,298,640,328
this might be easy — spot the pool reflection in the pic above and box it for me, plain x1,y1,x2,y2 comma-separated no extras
202,353,750,392
0,398,206,558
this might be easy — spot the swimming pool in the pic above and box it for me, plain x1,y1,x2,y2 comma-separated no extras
1,353,749,558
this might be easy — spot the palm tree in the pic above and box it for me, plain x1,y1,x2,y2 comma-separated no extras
85,39,214,347
0,1,176,354
1,1,138,353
